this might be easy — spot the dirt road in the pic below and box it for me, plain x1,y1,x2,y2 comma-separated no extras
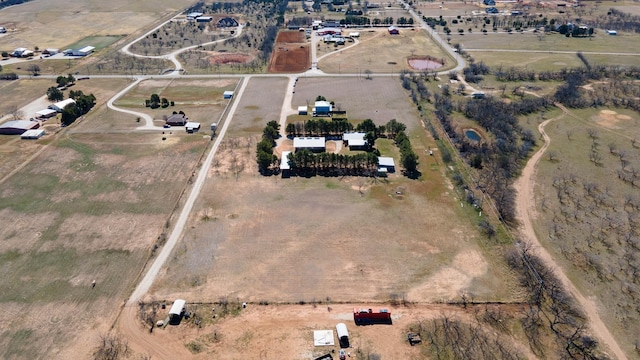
513,114,628,360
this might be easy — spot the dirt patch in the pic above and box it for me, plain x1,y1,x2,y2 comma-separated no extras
208,52,253,65
276,30,305,43
268,31,310,73
593,109,634,129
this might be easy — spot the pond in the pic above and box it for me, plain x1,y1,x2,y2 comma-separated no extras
465,129,481,142
407,56,444,70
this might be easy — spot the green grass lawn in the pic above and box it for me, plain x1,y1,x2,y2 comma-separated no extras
65,35,123,51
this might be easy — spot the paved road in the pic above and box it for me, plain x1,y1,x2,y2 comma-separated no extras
105,77,162,130
464,48,640,56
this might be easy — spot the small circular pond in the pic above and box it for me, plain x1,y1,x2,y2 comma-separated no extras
465,129,482,142
407,56,444,70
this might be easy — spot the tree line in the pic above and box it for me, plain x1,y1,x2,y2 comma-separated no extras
256,120,279,174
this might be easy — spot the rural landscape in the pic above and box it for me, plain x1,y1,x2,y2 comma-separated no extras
1,0,640,359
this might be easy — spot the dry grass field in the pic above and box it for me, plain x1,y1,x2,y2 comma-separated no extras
0,0,195,50
318,29,454,74
529,107,640,356
292,77,421,130
226,77,289,137
0,130,209,359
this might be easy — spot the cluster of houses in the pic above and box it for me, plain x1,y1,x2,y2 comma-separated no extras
0,98,78,138
284,100,396,175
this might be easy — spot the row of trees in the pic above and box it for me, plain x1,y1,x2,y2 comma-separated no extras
395,130,419,176
62,91,96,126
286,150,380,176
145,93,174,109
256,120,279,174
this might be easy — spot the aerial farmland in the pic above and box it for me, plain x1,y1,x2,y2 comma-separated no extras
1,0,640,359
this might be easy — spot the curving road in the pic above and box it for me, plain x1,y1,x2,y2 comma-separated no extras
513,113,628,360
105,77,160,130
120,16,244,76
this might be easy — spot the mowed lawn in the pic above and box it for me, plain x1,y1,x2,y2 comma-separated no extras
150,76,520,305
0,131,209,359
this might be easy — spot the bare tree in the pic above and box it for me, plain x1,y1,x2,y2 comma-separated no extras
27,64,41,76
93,333,129,360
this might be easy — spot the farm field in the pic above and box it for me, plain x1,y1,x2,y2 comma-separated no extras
0,0,195,50
529,106,640,355
0,129,209,359
227,76,289,137
460,32,640,53
292,77,421,130
0,78,130,180
318,28,454,74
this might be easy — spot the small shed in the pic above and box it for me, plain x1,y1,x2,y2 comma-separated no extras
21,129,45,139
349,32,360,38
293,137,325,152
223,90,234,99
185,122,201,133
336,323,350,348
196,16,213,22
298,106,308,115
168,299,186,324
42,48,59,55
378,156,395,173
388,26,399,35
314,101,332,116
607,30,617,35
471,92,486,99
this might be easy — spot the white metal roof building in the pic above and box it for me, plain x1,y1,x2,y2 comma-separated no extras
49,98,76,112
35,108,58,118
70,46,95,56
293,137,325,151
168,299,186,324
378,156,396,173
298,106,308,115
21,129,45,139
223,90,234,99
185,122,201,132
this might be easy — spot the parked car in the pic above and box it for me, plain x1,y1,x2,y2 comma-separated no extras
339,349,346,360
